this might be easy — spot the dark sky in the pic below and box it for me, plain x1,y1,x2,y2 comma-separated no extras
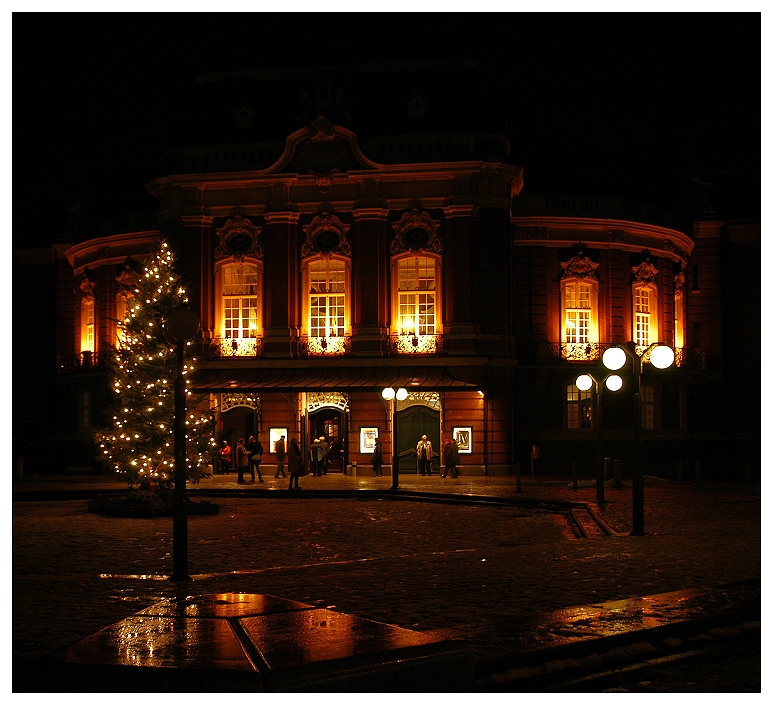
12,13,760,249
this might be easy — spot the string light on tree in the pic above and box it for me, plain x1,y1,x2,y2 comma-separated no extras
95,240,217,487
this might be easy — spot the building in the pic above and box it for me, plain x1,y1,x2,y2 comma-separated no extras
15,115,759,480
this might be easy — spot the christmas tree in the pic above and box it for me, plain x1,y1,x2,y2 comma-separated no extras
96,240,216,487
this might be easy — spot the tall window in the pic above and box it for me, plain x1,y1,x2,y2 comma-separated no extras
81,298,95,353
116,294,129,344
674,291,685,349
634,286,651,347
565,282,591,344
309,259,346,338
397,256,437,336
567,384,593,429
222,262,259,339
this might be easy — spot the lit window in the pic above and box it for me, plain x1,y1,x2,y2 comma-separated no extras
631,261,659,351
220,262,260,339
567,384,593,429
565,282,591,343
309,259,346,338
81,298,95,353
396,256,437,336
634,286,651,347
674,278,685,350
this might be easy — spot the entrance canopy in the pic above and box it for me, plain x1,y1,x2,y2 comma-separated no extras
191,364,483,393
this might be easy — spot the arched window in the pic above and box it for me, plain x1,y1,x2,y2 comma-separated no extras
632,260,659,352
301,255,351,354
214,260,263,355
81,297,95,353
559,253,599,360
396,255,438,337
674,271,685,350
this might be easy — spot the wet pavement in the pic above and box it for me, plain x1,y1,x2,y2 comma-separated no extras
13,471,761,691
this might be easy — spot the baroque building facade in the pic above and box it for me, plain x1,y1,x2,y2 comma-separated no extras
24,118,758,479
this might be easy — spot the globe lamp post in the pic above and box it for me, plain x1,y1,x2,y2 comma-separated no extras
382,387,408,489
602,342,675,535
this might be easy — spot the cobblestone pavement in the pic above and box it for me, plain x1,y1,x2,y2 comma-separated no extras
12,472,761,690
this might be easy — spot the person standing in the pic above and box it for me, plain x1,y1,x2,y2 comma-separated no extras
274,435,287,478
372,438,383,477
288,437,303,490
236,438,250,484
248,435,264,483
442,437,460,478
319,436,329,474
416,434,433,476
218,440,232,475
310,437,323,476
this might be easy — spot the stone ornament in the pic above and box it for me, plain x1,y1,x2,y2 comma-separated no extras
215,215,263,262
391,209,442,255
560,252,599,281
301,212,351,259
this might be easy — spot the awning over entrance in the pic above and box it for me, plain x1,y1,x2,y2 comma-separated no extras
191,364,484,392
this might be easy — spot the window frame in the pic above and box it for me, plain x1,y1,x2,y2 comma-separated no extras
80,296,95,353
390,252,443,339
214,258,264,341
301,253,351,341
633,282,659,349
566,383,594,430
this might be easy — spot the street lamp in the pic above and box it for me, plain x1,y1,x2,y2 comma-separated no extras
165,307,200,581
382,387,408,489
575,372,624,503
601,342,675,535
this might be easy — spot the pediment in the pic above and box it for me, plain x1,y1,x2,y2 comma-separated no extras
270,116,379,177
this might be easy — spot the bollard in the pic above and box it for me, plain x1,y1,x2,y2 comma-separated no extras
572,461,578,491
678,458,684,485
613,459,622,488
516,463,522,493
604,457,612,481
695,458,701,487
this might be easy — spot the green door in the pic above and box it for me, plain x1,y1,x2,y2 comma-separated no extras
395,406,440,473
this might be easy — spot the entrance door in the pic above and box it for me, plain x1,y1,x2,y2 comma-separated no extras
220,407,256,472
395,406,440,473
308,407,345,472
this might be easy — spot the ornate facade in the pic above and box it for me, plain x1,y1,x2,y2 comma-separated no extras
21,119,758,478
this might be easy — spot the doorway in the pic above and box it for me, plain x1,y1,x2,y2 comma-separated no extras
220,406,257,472
308,407,346,472
395,405,440,474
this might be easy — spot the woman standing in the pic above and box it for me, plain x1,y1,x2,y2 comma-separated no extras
372,438,383,476
288,437,303,490
236,438,250,484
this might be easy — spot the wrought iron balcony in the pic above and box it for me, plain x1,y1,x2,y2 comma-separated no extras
548,342,604,361
204,337,263,359
296,335,352,357
56,351,105,374
388,333,445,355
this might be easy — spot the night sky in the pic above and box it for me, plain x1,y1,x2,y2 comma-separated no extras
12,13,760,250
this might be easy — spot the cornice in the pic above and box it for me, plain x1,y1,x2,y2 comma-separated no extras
65,231,160,273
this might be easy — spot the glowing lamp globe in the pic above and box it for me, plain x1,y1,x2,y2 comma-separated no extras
602,346,627,371
395,387,409,401
650,344,675,369
381,387,396,401
605,374,623,391
575,374,593,392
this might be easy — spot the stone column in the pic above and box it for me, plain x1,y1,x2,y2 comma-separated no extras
351,208,390,356
443,205,477,355
263,212,300,358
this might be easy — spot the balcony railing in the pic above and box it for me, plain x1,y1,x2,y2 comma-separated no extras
56,351,105,374
388,334,445,355
203,337,263,359
548,342,604,361
296,335,352,357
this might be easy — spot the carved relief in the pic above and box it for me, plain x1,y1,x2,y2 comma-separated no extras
310,169,339,194
391,209,442,255
396,391,441,412
301,212,351,259
115,261,140,297
674,271,685,299
632,259,659,284
307,391,350,412
515,225,549,241
79,272,96,298
663,239,675,252
215,215,263,262
307,115,336,141
560,252,599,281
608,229,625,243
221,393,260,413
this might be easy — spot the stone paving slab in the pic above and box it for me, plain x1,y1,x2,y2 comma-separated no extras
37,592,473,692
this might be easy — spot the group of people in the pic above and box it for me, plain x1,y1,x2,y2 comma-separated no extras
218,431,462,486
216,434,303,490
369,434,460,477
